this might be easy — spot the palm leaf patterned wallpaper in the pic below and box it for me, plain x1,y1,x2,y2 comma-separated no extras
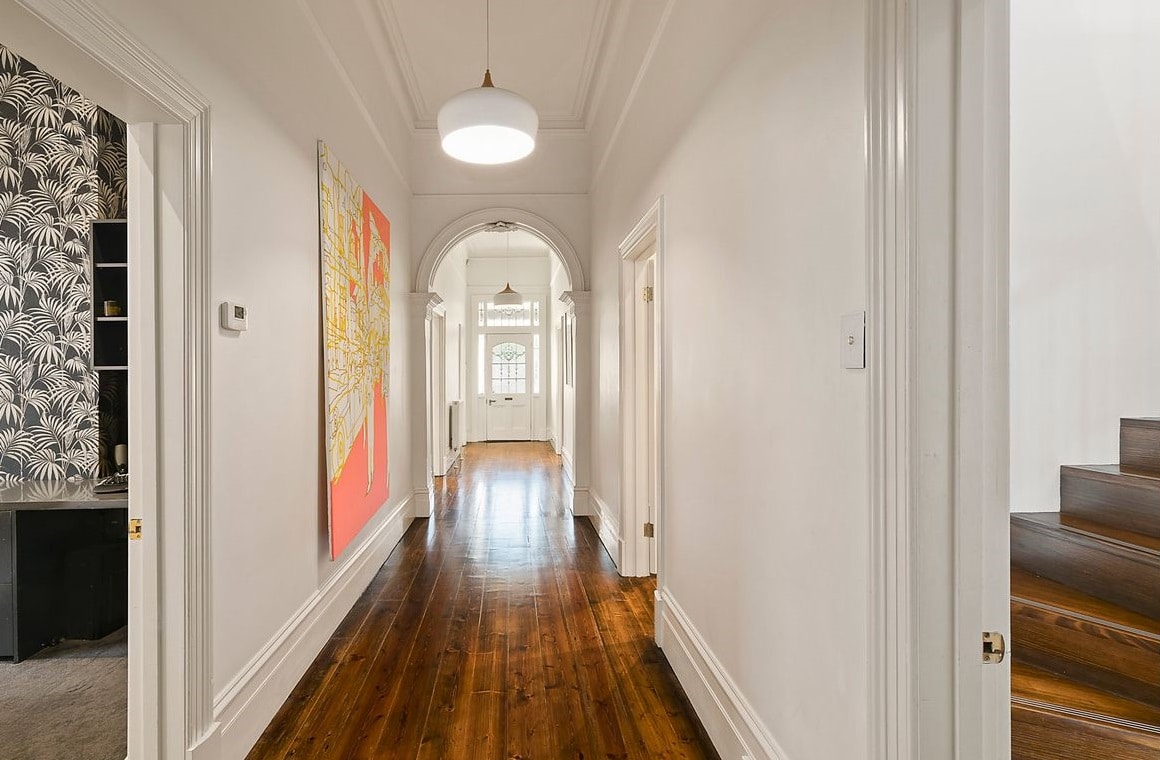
0,43,127,482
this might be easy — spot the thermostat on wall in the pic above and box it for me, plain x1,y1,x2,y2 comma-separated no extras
220,301,248,332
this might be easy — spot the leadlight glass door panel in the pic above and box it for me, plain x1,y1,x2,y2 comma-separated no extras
485,333,532,441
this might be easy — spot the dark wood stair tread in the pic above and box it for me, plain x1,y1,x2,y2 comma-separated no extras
1011,568,1160,638
1016,511,1160,555
1013,662,1160,732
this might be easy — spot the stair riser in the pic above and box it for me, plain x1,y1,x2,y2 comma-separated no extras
1010,519,1160,620
1013,704,1160,760
1122,420,1160,475
1012,602,1160,706
1062,468,1160,539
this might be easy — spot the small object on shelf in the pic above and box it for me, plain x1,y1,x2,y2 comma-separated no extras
103,300,121,316
94,473,129,494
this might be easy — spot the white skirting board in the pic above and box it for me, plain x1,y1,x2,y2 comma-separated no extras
657,589,790,760
213,493,415,759
588,490,622,570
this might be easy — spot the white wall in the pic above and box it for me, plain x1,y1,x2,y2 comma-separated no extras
588,1,869,757
1010,0,1160,511
35,0,418,750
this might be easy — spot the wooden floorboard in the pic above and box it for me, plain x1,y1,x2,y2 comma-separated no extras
248,442,717,760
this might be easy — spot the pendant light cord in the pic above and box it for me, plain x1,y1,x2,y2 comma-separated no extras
481,0,494,87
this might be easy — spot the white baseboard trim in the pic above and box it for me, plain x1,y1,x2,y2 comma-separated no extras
186,723,221,760
561,448,575,484
658,588,790,760
412,486,434,518
588,490,622,570
441,447,460,474
571,486,592,517
213,494,415,760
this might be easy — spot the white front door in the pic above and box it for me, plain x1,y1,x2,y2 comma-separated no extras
485,334,533,441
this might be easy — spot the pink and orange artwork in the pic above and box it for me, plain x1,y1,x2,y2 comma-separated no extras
318,141,391,559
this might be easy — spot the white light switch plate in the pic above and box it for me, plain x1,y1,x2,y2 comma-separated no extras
841,311,866,369
220,301,248,332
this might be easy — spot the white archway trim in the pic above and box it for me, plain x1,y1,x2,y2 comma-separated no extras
415,207,587,293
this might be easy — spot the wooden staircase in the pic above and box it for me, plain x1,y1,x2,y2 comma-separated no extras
1011,418,1160,759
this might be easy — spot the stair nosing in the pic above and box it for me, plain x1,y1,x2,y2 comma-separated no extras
1011,594,1160,642
1012,513,1160,562
1013,696,1160,735
1063,463,1160,484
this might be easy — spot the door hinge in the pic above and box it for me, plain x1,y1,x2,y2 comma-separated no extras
643,522,655,538
128,518,143,541
641,286,654,303
982,631,1005,664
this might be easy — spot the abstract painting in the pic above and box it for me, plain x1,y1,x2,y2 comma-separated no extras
319,141,390,559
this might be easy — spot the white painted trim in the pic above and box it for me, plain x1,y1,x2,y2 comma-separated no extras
294,0,407,186
954,0,1012,755
587,490,622,569
657,589,790,760
561,448,575,483
865,0,920,758
617,198,665,580
214,495,415,759
412,487,434,519
415,207,586,293
13,2,215,757
571,487,592,518
591,0,677,186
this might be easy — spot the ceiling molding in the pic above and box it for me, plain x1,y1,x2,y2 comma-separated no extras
368,0,614,131
569,0,613,123
581,0,633,132
365,0,428,122
296,0,409,187
355,0,422,126
591,0,677,187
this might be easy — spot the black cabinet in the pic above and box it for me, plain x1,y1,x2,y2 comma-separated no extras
0,506,128,661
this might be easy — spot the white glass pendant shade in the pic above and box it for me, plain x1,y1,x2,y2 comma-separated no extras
438,79,538,165
493,283,522,306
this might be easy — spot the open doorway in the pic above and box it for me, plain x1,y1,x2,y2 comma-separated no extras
426,223,577,478
618,200,663,580
0,41,131,759
1004,3,1160,756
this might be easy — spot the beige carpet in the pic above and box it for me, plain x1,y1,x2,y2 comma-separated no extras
0,628,127,760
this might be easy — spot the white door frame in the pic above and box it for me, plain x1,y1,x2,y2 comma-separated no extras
428,306,447,476
865,0,1011,757
617,198,665,581
13,1,217,757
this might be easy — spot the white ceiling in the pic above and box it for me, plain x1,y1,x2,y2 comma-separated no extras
463,229,550,258
369,0,613,129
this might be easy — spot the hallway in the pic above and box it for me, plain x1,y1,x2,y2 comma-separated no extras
247,443,715,759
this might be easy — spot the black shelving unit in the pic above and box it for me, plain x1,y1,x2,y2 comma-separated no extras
90,220,128,477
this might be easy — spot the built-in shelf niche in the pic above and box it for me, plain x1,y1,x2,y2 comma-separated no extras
91,219,128,477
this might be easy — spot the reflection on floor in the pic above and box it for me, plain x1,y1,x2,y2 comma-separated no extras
250,442,716,759
0,626,126,760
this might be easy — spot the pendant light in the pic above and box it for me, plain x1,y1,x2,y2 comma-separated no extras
493,231,523,306
437,0,538,165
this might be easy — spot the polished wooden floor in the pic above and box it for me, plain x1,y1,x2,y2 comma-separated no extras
248,442,716,760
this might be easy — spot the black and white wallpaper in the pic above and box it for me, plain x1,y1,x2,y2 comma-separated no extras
0,43,127,482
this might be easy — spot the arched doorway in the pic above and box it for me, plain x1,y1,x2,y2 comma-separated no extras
408,209,592,520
